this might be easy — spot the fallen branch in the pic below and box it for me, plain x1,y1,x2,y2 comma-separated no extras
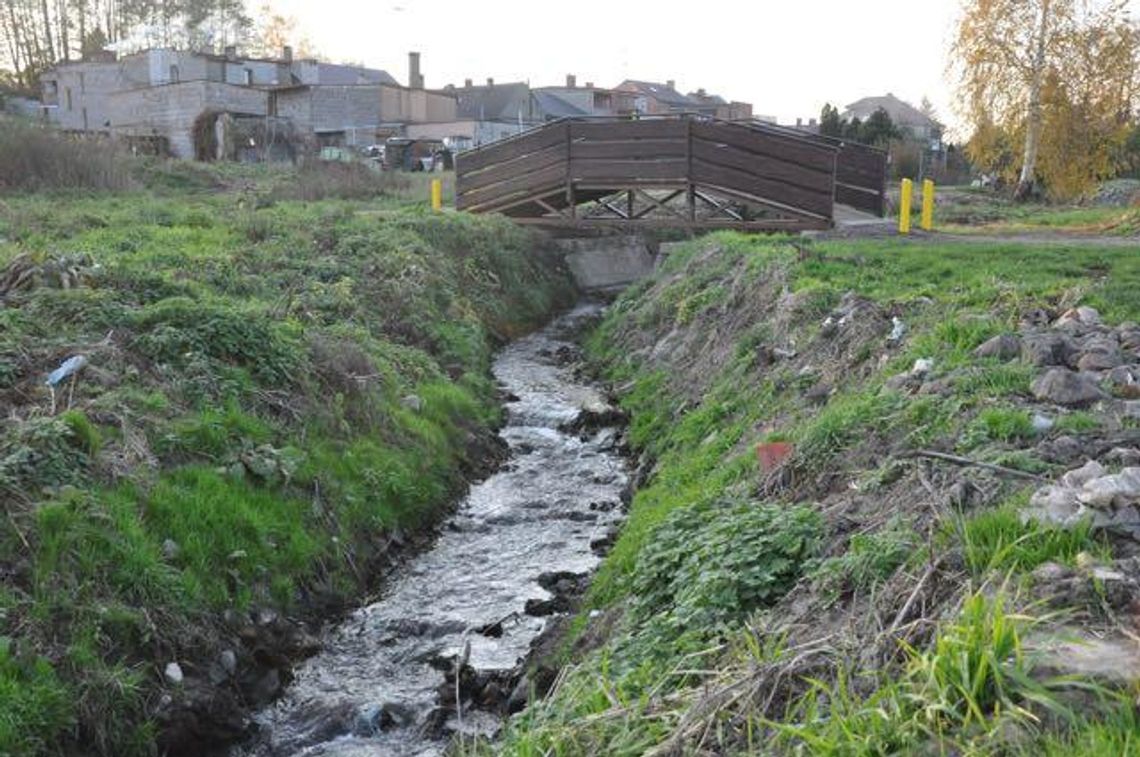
886,557,942,638
903,450,1047,482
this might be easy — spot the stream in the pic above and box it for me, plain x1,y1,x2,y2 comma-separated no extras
241,304,629,756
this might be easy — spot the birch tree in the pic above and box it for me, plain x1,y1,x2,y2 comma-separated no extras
954,0,1139,200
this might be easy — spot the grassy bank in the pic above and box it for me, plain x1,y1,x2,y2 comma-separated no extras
491,234,1140,755
930,186,1140,236
0,166,573,754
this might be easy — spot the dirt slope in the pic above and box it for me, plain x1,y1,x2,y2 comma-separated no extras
495,232,1140,755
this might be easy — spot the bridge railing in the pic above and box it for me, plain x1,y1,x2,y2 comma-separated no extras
455,115,887,225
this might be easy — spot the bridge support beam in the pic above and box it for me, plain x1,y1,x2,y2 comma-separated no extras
556,236,656,293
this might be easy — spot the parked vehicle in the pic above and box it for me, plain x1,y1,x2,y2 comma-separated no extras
383,138,448,171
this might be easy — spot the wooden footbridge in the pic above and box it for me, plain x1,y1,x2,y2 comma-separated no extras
455,116,887,232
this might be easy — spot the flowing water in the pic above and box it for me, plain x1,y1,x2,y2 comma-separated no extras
243,305,628,756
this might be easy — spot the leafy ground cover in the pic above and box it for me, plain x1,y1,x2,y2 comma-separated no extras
0,162,572,754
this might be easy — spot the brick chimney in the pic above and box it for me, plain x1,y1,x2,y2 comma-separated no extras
486,77,494,87
408,51,424,89
224,45,237,60
282,45,293,62
566,74,576,88
464,78,473,88
666,79,675,90
585,81,594,88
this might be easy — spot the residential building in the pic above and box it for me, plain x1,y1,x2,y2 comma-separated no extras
614,79,697,115
39,48,456,159
408,79,542,151
531,76,638,119
410,75,644,151
687,88,752,120
841,93,942,143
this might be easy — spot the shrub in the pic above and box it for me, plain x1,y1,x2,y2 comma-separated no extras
0,416,91,492
271,160,414,201
631,499,822,632
0,121,130,193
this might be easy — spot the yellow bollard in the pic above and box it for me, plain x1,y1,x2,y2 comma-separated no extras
430,178,442,212
921,179,935,231
899,178,913,235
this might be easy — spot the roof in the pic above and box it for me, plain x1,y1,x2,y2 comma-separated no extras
313,63,397,86
842,93,936,128
41,49,399,87
531,90,589,118
618,80,696,108
689,91,727,106
453,82,533,121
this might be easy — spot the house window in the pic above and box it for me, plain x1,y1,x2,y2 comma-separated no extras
79,72,85,92
170,65,180,83
243,68,253,85
65,88,73,111
82,107,88,130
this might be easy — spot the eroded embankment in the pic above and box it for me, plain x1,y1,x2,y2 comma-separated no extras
495,234,1140,755
0,197,575,756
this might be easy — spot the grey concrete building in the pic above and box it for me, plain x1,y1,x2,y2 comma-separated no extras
40,48,456,159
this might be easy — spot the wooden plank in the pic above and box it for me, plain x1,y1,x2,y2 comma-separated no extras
835,145,886,185
490,188,571,216
457,163,566,211
570,158,689,182
836,183,884,216
691,137,835,195
457,144,565,193
456,125,566,173
569,119,688,141
836,155,885,187
691,158,833,219
838,150,885,175
692,121,836,174
569,138,688,160
510,216,831,231
837,166,885,189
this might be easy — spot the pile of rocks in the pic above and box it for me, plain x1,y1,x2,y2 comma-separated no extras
1092,178,1140,207
1023,458,1140,539
974,306,1140,408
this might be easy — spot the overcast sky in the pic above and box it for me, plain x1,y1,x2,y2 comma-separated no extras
272,0,1139,139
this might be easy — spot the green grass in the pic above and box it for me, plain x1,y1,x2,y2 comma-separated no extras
949,497,1110,578
931,188,1137,234
770,591,1065,755
0,639,73,756
0,164,574,754
962,406,1038,449
812,519,919,598
1027,704,1140,756
804,238,1140,322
